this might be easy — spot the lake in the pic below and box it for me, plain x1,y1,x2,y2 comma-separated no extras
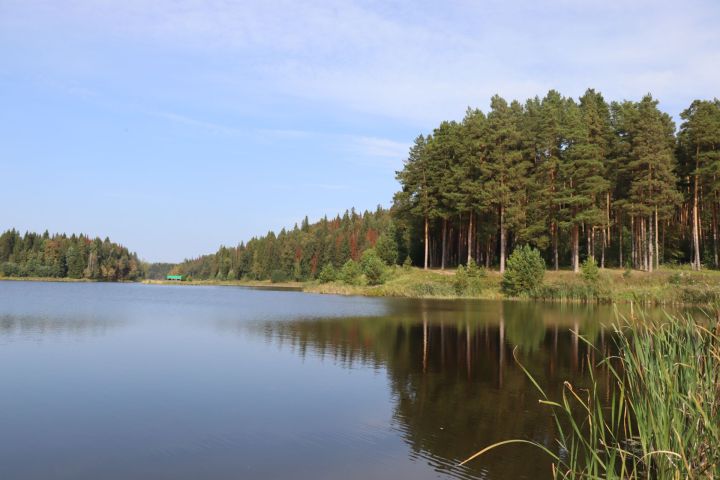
0,281,676,479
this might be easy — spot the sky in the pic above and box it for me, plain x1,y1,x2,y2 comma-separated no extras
1,0,718,262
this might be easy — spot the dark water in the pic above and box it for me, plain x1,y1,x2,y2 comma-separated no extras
0,282,679,479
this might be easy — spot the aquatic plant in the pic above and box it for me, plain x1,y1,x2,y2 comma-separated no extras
461,311,720,478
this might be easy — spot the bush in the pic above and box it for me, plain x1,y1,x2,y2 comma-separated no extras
623,260,632,278
318,263,337,283
1,262,19,277
466,258,486,278
339,259,362,285
501,245,545,297
581,257,600,284
403,256,413,271
454,265,468,295
466,259,484,295
360,249,387,285
270,269,288,283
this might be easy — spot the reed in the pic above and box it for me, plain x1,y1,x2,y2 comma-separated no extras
461,310,720,478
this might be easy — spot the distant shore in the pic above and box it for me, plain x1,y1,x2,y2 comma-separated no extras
4,267,720,306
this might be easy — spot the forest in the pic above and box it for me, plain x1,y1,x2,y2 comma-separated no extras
3,90,719,284
0,229,143,281
172,90,720,281
171,208,403,281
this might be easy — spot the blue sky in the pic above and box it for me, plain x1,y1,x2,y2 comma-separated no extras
1,0,718,262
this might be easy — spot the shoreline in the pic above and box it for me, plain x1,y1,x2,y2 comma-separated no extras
3,267,719,306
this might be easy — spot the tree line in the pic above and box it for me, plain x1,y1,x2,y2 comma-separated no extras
173,90,720,281
395,90,720,272
172,208,404,281
0,229,143,281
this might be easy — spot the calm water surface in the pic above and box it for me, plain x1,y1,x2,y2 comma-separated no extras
0,282,678,479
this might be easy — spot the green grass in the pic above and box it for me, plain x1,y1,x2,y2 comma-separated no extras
12,265,720,306
305,266,503,299
461,310,720,478
307,266,720,305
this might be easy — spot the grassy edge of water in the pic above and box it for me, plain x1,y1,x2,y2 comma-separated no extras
4,267,720,306
460,310,720,478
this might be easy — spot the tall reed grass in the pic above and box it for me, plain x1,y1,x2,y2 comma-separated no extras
461,310,720,478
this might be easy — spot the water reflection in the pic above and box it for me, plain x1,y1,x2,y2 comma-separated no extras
0,283,692,480
247,300,663,479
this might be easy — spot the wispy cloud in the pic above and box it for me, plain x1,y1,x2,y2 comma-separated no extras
4,0,718,123
143,108,409,161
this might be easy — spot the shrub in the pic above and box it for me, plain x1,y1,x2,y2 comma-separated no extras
339,259,362,285
1,262,19,277
454,265,468,295
623,260,632,278
360,249,387,285
580,257,599,284
318,263,337,283
270,269,287,283
403,256,413,271
501,245,545,297
466,258,486,278
466,259,484,295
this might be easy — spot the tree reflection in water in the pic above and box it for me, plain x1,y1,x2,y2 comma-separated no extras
243,299,650,479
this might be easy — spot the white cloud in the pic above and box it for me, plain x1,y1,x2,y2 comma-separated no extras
2,0,718,123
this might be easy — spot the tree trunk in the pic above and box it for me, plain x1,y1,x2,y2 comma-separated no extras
655,207,659,270
618,211,623,268
586,225,592,262
485,240,491,269
423,216,429,270
631,216,636,269
458,215,463,266
467,212,473,265
692,149,701,270
552,222,559,271
713,193,718,269
648,215,654,273
572,224,579,272
441,218,447,270
499,205,506,273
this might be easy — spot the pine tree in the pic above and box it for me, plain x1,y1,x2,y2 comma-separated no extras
679,99,720,269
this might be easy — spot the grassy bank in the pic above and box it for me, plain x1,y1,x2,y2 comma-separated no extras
0,276,103,283
141,279,304,290
5,266,720,306
306,266,720,306
461,311,720,478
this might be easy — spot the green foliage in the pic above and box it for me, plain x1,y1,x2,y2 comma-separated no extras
270,269,287,283
172,208,398,283
580,256,600,284
463,313,720,477
360,249,387,285
466,258,486,278
453,265,468,295
501,245,545,297
0,229,143,281
339,259,362,285
375,225,399,265
402,256,413,271
318,263,337,283
453,260,484,296
623,266,632,279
